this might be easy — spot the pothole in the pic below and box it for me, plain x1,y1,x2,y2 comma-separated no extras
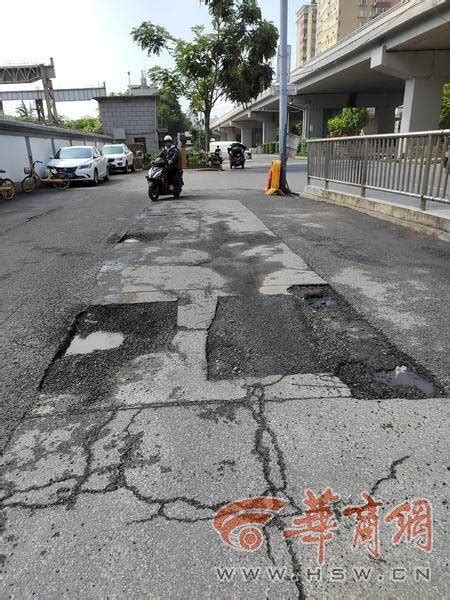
374,366,435,396
66,331,124,355
305,293,337,309
40,302,178,406
208,285,445,399
117,232,167,244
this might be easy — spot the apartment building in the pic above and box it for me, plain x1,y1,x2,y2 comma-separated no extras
296,1,317,66
307,0,401,57
358,0,401,26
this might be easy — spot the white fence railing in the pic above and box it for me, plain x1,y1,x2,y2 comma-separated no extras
307,130,450,210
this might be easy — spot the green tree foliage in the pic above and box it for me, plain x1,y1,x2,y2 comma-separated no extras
131,0,278,151
440,83,450,129
327,108,369,137
61,117,102,133
157,89,192,138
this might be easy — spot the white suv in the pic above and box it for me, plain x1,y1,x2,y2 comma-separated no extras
102,144,134,173
48,146,109,185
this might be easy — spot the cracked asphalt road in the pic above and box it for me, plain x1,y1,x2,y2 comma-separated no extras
1,163,448,599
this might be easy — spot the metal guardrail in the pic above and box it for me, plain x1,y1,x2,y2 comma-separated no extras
306,130,450,210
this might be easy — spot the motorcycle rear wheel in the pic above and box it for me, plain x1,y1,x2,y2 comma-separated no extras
148,182,159,201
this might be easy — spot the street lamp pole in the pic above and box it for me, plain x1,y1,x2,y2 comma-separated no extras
279,0,289,192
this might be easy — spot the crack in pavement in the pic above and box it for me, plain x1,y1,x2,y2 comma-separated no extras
248,382,306,600
2,407,231,525
370,455,411,496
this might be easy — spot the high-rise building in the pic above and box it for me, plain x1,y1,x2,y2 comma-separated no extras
296,1,317,67
314,0,400,56
358,0,401,26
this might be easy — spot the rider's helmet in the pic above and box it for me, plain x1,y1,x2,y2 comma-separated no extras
164,135,173,144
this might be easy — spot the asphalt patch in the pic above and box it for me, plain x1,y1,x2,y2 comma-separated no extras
207,295,320,380
40,302,177,407
207,286,445,399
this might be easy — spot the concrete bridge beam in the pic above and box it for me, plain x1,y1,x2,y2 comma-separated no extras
371,47,450,132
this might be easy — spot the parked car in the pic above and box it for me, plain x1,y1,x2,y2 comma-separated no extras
101,143,134,173
48,146,109,185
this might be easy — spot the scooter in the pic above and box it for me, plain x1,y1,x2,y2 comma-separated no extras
146,157,183,201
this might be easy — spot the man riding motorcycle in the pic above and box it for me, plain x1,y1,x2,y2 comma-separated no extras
158,135,180,187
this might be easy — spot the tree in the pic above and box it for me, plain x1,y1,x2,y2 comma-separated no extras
61,116,102,133
131,0,278,151
440,83,450,129
157,89,192,138
327,108,369,137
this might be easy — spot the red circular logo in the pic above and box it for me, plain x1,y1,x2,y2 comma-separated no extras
239,527,263,551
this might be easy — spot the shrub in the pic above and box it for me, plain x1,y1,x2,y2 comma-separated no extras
327,108,369,137
297,140,307,156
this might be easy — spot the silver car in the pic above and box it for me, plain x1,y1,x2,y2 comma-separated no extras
102,144,135,174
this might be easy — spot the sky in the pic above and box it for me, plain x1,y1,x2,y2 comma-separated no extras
0,0,305,120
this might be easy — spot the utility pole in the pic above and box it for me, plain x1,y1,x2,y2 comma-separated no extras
279,0,289,192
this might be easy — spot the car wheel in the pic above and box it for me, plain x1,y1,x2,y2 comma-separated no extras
130,161,135,172
123,163,128,174
92,169,99,186
103,168,110,182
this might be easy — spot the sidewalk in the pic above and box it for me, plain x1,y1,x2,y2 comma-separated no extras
1,198,447,599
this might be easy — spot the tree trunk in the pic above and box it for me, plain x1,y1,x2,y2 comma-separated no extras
204,109,211,155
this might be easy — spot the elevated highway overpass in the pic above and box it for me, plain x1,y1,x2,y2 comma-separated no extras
213,0,450,144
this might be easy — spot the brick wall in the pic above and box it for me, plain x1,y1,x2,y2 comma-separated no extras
98,96,158,154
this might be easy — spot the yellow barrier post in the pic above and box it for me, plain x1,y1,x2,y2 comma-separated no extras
265,160,285,196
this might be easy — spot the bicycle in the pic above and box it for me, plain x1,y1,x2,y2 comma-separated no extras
21,161,70,193
0,169,16,201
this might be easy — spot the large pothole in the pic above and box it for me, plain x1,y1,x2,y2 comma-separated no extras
207,285,444,399
40,302,178,406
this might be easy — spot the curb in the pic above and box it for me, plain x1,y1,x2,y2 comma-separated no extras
302,185,450,243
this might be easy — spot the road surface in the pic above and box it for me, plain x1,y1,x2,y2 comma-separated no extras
1,161,448,599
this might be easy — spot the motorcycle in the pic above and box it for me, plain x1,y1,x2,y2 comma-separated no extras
146,157,183,201
228,143,246,169
208,153,223,169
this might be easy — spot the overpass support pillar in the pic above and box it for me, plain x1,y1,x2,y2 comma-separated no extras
240,125,253,148
308,108,326,138
401,78,445,133
262,118,277,143
376,105,397,134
